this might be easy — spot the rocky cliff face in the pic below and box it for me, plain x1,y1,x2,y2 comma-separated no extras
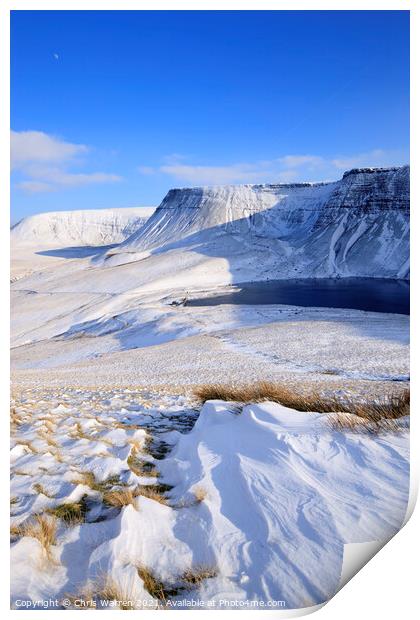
114,166,409,280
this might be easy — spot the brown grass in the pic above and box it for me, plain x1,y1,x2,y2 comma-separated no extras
13,469,31,476
10,407,24,428
11,514,57,559
175,486,207,509
181,565,218,587
103,488,138,509
134,485,168,505
15,440,37,453
136,564,217,603
68,575,137,610
33,483,56,498
37,428,59,448
47,499,87,525
193,487,207,503
194,382,410,425
143,435,171,460
327,412,408,434
71,471,123,493
136,566,178,602
127,448,159,478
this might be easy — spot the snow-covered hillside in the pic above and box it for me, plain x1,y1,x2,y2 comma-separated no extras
10,166,410,367
11,207,155,248
110,166,409,280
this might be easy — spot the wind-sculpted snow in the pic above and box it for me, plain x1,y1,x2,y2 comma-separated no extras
11,207,155,248
114,166,409,279
10,392,409,609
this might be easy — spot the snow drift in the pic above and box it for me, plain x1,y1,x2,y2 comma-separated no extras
11,207,155,248
10,397,410,609
111,166,409,280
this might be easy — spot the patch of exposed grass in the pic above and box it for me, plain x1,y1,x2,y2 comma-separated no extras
10,407,24,428
52,449,65,463
127,448,159,478
134,485,168,505
47,498,88,525
136,566,180,602
69,422,93,441
72,471,124,494
67,575,137,610
136,564,218,603
327,412,408,434
33,483,56,499
181,565,218,588
103,488,138,509
175,486,207,509
37,428,59,448
15,440,37,453
194,382,410,423
11,514,57,559
143,435,171,460
13,469,31,476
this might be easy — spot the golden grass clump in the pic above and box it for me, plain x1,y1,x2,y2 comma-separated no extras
327,412,408,434
192,487,207,503
136,564,217,603
11,514,57,559
68,576,137,610
103,488,138,509
134,485,168,505
15,440,37,453
33,483,56,498
47,499,87,525
72,471,124,494
10,407,24,428
194,382,409,432
181,565,218,587
127,448,159,478
136,566,177,602
175,486,207,509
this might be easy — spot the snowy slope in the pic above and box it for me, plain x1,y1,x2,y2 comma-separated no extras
109,166,409,280
11,207,155,247
10,166,409,362
10,394,409,609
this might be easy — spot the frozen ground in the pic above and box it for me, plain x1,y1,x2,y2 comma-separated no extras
10,389,409,610
10,183,410,610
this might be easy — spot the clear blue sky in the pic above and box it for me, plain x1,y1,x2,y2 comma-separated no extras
11,10,409,222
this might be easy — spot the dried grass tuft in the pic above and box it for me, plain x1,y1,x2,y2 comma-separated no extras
103,488,138,509
194,382,409,433
11,514,57,559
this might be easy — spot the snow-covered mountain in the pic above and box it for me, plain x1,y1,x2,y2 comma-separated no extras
110,166,409,280
10,166,409,352
11,207,155,248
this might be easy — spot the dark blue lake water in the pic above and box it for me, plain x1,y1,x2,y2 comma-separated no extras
187,278,409,315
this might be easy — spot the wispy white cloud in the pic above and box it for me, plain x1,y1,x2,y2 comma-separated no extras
277,155,325,169
11,130,122,193
139,148,408,186
330,149,399,170
17,181,54,194
11,130,87,170
159,163,278,185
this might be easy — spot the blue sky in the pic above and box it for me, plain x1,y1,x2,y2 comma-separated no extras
11,10,409,222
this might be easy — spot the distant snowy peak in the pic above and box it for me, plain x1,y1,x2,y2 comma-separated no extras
114,166,409,280
11,207,155,247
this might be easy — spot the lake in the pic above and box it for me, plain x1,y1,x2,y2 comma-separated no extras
187,278,410,315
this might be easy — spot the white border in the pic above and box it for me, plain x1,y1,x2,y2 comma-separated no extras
2,1,417,618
